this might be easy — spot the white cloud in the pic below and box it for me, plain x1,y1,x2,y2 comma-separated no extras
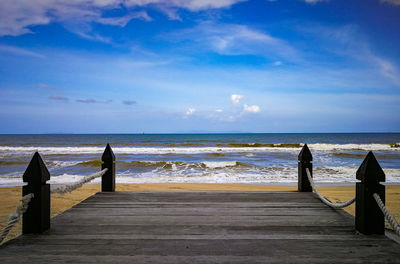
150,0,246,11
273,61,282,66
380,0,400,5
154,5,182,21
186,107,196,115
231,94,244,104
243,104,260,113
216,109,223,112
0,0,244,37
166,21,299,61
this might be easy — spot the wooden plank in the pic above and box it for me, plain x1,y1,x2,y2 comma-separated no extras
5,233,391,241
0,254,395,264
2,239,400,258
43,224,357,236
80,191,321,203
0,191,399,264
74,202,328,208
61,207,345,216
52,216,353,226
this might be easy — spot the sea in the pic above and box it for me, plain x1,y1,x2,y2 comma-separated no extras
0,133,399,187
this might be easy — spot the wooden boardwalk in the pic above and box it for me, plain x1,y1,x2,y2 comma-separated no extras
0,191,399,263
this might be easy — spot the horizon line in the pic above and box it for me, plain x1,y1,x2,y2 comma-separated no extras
1,132,400,135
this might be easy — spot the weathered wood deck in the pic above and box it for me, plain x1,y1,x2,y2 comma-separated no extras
0,191,399,263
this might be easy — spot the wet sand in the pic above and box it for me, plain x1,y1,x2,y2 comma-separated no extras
1,183,399,244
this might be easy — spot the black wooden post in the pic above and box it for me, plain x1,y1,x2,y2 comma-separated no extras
22,152,50,234
298,144,313,192
355,151,385,235
101,143,115,192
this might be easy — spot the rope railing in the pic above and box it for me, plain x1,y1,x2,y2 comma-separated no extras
299,146,397,236
1,146,115,242
0,168,108,244
0,193,34,244
306,168,356,209
50,168,108,194
373,193,400,236
306,166,400,235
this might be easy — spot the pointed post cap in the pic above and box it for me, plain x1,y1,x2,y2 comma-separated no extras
298,144,312,162
102,143,115,161
23,152,50,184
356,151,385,182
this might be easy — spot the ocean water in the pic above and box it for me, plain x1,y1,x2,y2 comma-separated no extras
0,133,399,186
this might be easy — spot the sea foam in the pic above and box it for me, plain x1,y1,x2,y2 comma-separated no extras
0,143,398,156
1,166,399,187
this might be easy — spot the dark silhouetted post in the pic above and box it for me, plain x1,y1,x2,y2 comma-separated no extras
22,152,50,234
102,144,115,192
356,151,385,235
298,144,313,192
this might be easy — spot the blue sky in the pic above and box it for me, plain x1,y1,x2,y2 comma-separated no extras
0,0,399,133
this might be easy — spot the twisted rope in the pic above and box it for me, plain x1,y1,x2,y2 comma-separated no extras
0,193,34,244
51,168,108,194
373,193,400,236
306,168,355,209
0,169,107,244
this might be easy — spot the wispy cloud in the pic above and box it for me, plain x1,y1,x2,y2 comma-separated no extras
298,23,400,87
66,11,152,43
380,0,400,5
155,5,182,21
3,43,399,132
371,56,400,86
165,21,299,61
72,31,113,44
268,0,328,2
76,99,97,104
303,0,328,3
36,83,57,90
123,100,137,105
0,0,244,37
0,44,44,58
96,12,152,26
49,95,69,102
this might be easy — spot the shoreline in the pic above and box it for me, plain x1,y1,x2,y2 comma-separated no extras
2,181,400,188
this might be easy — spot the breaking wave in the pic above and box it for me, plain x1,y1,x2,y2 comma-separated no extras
1,165,399,186
1,143,399,156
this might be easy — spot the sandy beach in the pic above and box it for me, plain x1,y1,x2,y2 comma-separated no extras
1,183,399,244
